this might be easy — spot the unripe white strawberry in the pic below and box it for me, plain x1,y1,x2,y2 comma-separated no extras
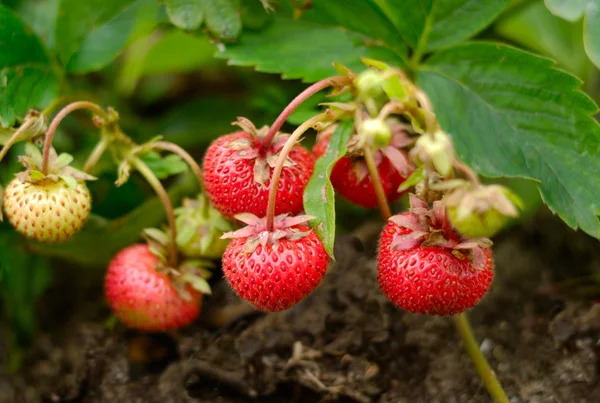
2,143,95,244
4,178,92,244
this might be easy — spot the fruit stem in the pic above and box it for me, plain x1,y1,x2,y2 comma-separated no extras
42,101,108,174
0,118,35,163
262,76,348,148
453,313,510,403
265,114,326,232
131,157,178,268
363,146,392,220
83,137,109,173
454,159,480,186
153,141,204,192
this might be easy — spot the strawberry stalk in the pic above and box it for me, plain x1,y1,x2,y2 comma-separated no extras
362,146,392,220
453,158,481,186
131,157,179,268
0,118,37,163
41,101,108,174
153,141,204,191
83,137,110,173
265,113,327,232
261,76,349,149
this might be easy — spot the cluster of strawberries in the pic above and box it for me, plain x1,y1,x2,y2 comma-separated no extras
1,62,521,332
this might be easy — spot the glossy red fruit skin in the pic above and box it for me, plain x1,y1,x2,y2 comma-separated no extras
203,131,315,219
222,227,329,311
105,244,202,332
330,156,407,209
313,133,408,209
377,220,494,316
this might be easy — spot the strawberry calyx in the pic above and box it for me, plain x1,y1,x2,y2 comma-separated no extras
174,193,233,257
16,143,96,188
389,194,492,270
221,213,314,253
229,117,298,186
142,228,214,299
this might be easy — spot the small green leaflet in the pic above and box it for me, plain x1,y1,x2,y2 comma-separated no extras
140,151,188,179
304,120,353,259
164,0,240,41
0,5,58,127
165,0,204,31
418,42,600,238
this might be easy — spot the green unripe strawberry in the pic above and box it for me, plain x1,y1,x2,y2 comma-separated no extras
354,69,387,101
175,194,233,259
360,118,392,148
445,185,523,238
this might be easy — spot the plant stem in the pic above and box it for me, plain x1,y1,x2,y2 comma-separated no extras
131,157,178,268
262,76,348,147
265,114,326,232
83,138,109,173
42,101,107,174
153,141,204,191
0,119,34,163
454,159,481,186
363,146,392,220
453,314,510,403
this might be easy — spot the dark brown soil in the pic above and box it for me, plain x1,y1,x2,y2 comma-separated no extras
2,210,600,403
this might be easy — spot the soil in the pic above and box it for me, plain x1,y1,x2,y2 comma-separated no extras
1,209,600,403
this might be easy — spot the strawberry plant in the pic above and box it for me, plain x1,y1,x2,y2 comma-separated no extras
1,0,599,401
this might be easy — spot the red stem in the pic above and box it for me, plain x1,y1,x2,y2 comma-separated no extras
265,115,326,231
153,141,204,190
42,101,106,174
261,76,348,148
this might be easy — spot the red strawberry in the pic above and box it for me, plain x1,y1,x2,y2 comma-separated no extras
377,195,494,316
105,244,203,332
221,213,329,311
313,125,413,209
203,119,315,219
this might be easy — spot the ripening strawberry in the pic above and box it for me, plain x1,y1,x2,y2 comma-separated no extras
377,195,494,316
105,244,203,332
221,213,329,311
313,125,413,209
202,119,315,219
3,145,94,244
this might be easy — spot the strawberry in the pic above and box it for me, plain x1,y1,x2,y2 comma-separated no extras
377,195,494,316
444,184,522,239
105,242,212,332
202,118,315,219
221,213,329,311
313,125,414,209
175,194,233,259
3,144,95,244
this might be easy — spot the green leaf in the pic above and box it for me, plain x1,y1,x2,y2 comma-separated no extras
141,151,188,179
373,0,510,53
417,42,600,238
584,0,600,69
217,19,405,82
0,5,58,127
495,1,591,77
165,0,204,30
302,0,407,56
544,0,588,22
204,0,241,42
15,0,59,50
56,0,160,73
304,121,354,258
